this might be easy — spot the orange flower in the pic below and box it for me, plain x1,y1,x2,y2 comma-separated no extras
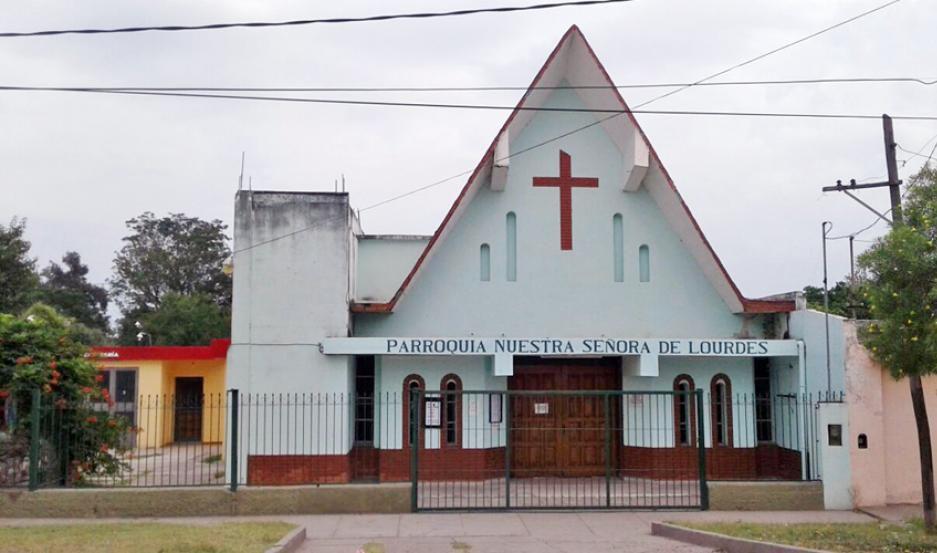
94,374,105,383
85,416,98,424
81,386,93,394
107,419,117,428
99,444,108,453
0,390,8,399
42,384,52,394
15,356,32,366
50,370,61,380
49,360,57,370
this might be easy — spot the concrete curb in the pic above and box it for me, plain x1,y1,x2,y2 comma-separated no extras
650,522,828,553
264,526,306,553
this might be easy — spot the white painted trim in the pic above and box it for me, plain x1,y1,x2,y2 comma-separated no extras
491,131,509,191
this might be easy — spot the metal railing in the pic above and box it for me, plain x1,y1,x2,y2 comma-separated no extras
0,388,841,494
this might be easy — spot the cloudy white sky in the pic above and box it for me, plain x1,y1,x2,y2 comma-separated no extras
2,0,935,315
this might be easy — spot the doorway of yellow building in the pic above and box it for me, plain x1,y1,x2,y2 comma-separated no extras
174,377,203,443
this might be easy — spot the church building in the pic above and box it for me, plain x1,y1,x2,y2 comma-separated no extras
226,26,839,505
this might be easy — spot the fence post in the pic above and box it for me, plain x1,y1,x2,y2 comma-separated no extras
504,392,511,509
604,393,611,508
28,388,41,491
409,387,419,512
695,388,709,510
229,389,239,493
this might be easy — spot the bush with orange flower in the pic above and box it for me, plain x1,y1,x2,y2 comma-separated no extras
0,304,131,485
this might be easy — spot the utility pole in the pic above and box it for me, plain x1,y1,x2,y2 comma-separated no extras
821,221,833,393
823,114,902,225
848,235,856,320
822,114,935,528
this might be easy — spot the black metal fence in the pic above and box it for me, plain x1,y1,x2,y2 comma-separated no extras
0,388,841,501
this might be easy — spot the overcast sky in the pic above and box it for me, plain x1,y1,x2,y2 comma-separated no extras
2,0,935,317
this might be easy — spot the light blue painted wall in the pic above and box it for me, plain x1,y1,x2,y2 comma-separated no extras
622,357,756,448
355,87,754,339
376,355,506,450
790,309,846,395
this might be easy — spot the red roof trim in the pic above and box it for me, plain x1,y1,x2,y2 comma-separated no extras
89,339,231,361
352,25,792,316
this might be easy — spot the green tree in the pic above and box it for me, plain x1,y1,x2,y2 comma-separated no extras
110,213,232,345
134,293,229,346
803,281,870,319
0,304,131,486
860,166,937,530
0,218,38,314
38,252,109,333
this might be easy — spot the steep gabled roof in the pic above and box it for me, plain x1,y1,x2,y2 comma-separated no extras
352,25,794,315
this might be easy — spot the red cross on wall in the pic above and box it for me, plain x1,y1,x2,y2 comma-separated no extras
532,150,599,250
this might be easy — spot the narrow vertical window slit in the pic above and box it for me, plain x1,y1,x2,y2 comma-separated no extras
613,214,624,282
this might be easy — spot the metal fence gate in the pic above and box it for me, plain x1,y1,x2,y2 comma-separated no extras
411,390,707,511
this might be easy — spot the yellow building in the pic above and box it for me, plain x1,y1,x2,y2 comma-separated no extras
89,339,229,448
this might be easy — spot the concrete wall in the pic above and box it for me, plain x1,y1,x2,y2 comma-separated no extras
356,236,429,303
227,191,356,474
228,191,354,395
161,359,227,444
0,485,410,518
817,401,851,509
355,87,757,340
789,309,846,395
845,321,937,506
707,481,824,511
376,355,506,450
95,359,227,447
622,356,757,448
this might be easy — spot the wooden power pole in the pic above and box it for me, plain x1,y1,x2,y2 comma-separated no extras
823,114,935,529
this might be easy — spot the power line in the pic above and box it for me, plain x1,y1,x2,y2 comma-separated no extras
4,77,935,94
827,148,930,241
3,86,937,120
232,0,909,256
0,0,633,38
628,0,904,108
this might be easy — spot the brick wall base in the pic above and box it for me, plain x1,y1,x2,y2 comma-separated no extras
247,447,507,485
620,444,802,480
247,454,351,485
248,444,802,485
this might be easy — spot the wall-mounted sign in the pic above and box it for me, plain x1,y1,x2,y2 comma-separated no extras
424,397,441,428
534,402,549,415
322,337,800,358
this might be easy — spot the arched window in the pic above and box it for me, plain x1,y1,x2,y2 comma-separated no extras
673,375,696,447
480,243,491,282
612,214,624,282
441,374,463,448
403,375,425,448
506,212,517,282
710,374,733,447
639,244,650,282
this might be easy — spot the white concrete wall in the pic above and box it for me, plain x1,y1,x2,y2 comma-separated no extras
818,401,852,509
227,191,356,466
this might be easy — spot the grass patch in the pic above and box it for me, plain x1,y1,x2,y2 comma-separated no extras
0,521,295,553
678,519,937,553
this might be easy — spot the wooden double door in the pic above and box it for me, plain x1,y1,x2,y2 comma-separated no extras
508,358,620,477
